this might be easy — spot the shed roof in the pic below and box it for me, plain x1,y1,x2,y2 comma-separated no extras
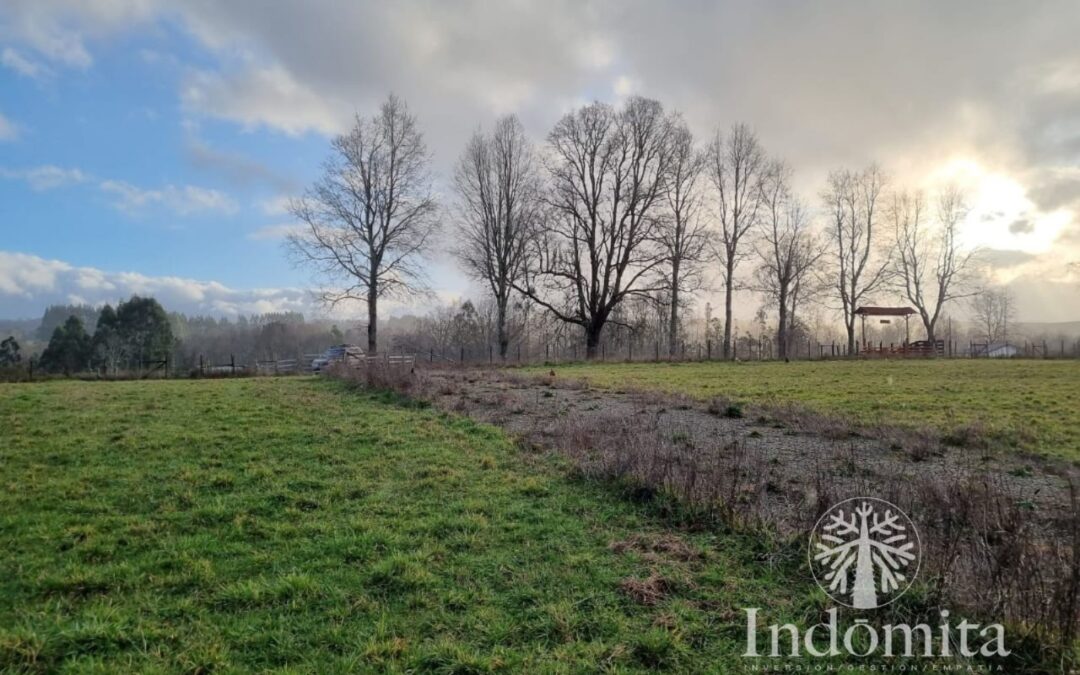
854,306,917,317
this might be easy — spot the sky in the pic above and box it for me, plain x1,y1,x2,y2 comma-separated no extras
0,0,1078,324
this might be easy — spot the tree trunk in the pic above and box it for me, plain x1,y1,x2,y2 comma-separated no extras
723,258,734,359
585,322,603,360
846,318,856,354
923,314,936,343
367,286,378,354
777,302,789,360
668,275,679,358
496,298,509,361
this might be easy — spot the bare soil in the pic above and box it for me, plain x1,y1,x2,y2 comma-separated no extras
420,367,1076,531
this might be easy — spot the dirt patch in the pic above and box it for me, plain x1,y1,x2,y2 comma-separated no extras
609,533,703,564
419,367,1076,527
619,573,674,606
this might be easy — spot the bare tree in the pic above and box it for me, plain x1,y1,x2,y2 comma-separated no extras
288,95,437,354
708,123,768,359
754,162,826,359
516,97,676,358
657,120,709,356
890,185,979,342
969,286,1016,345
822,165,892,353
452,115,542,360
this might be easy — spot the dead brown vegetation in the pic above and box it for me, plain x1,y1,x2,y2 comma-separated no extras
332,364,1080,666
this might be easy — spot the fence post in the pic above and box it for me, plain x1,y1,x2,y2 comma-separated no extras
628,341,632,361
489,344,493,363
199,354,204,375
460,346,465,363
655,341,659,361
430,348,434,363
545,344,549,361
230,354,236,375
165,355,170,379
28,357,33,381
707,339,712,360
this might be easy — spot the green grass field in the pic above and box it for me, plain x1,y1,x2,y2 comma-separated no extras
527,360,1080,460
0,377,826,673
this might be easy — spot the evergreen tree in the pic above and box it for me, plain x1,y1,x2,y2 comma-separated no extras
36,304,100,341
0,336,21,366
91,304,123,373
114,296,174,368
38,316,92,375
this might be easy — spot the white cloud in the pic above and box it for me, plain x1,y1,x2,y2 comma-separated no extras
0,251,70,296
0,250,310,317
98,179,237,216
2,164,238,216
181,66,348,136
258,195,293,216
0,0,159,70
0,165,89,190
0,112,19,141
1,47,51,79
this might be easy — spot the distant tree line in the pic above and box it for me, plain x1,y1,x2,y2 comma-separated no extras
289,94,997,361
9,299,367,376
36,296,174,375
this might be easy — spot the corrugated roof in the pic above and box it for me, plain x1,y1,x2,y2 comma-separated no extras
854,306,917,316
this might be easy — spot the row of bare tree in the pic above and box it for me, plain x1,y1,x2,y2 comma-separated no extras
287,94,984,359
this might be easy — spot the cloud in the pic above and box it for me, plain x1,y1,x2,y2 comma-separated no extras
0,0,158,70
98,180,238,216
0,250,310,317
1027,167,1080,212
258,195,293,216
185,138,298,192
2,164,239,217
0,112,19,141
1,1,1079,322
181,66,347,136
1,47,51,79
0,165,88,190
0,251,70,296
981,248,1037,269
1009,219,1034,235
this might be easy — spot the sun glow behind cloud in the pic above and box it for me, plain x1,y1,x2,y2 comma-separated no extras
928,158,1072,256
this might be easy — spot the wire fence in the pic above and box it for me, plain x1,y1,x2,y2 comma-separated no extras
4,335,1078,383
413,335,1080,365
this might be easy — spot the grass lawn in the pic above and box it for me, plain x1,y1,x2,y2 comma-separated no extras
0,377,824,673
525,359,1080,461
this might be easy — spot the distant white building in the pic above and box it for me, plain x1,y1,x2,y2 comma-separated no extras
974,342,1019,358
